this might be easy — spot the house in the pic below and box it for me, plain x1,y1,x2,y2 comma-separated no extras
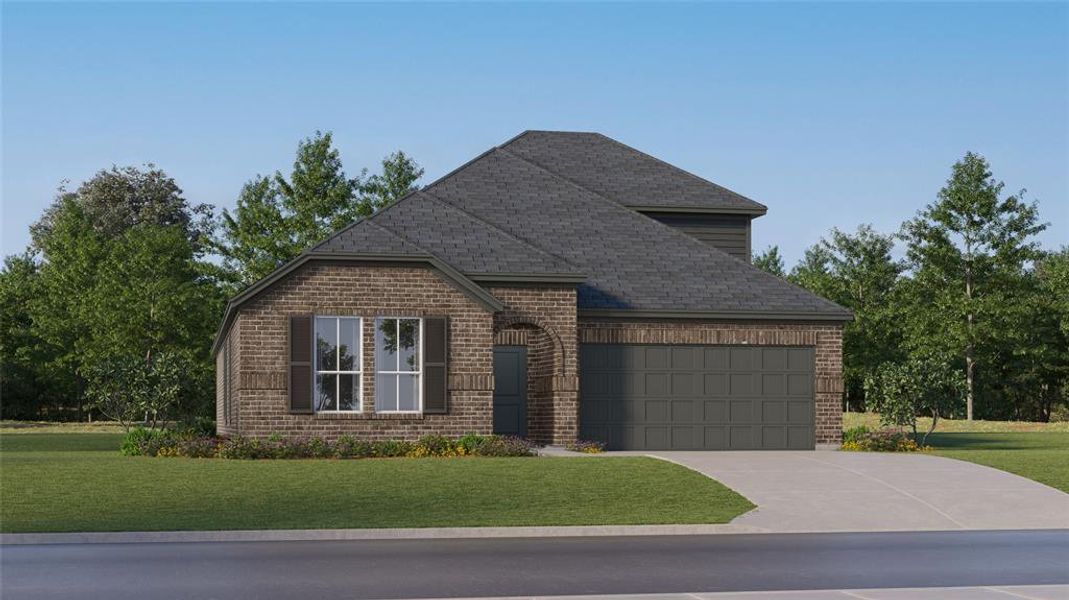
212,131,850,450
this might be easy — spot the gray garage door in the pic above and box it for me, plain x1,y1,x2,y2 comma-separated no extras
579,345,815,450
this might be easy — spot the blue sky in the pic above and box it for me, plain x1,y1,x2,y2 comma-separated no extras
3,2,1066,265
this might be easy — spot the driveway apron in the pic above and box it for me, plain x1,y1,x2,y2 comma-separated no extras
635,451,1069,532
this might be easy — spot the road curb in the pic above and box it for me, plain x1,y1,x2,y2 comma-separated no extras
0,524,769,545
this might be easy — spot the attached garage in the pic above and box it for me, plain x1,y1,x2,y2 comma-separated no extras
579,344,815,450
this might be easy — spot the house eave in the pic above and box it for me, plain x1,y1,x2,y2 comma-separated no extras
630,205,768,217
578,308,854,322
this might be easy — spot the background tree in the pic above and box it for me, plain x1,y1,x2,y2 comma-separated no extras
789,225,904,410
6,166,222,421
899,152,1046,419
215,132,423,285
752,245,785,277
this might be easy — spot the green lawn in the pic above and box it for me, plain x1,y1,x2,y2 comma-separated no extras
843,412,1069,494
0,433,754,533
926,432,1069,493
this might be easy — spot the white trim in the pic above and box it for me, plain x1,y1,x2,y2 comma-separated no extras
373,317,424,414
312,316,363,413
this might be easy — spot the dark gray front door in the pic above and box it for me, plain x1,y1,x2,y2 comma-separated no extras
493,346,527,437
580,345,815,450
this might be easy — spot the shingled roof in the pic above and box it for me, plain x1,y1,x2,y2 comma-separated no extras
216,129,849,351
501,130,767,215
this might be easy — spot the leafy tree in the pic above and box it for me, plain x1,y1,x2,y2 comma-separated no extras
899,152,1046,419
865,353,966,446
14,166,223,421
31,165,212,255
789,225,904,410
752,245,785,276
215,132,423,285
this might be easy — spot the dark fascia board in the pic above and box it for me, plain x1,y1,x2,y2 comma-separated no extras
578,308,854,322
211,252,505,356
467,272,587,284
631,205,768,217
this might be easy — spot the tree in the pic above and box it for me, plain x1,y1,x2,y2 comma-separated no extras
85,352,186,431
865,353,966,446
13,166,223,421
789,225,904,410
215,132,423,285
900,152,1046,419
752,245,785,277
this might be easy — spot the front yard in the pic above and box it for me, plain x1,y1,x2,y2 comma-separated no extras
843,412,1069,493
0,432,754,533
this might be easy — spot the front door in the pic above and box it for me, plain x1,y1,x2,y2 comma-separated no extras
492,346,527,437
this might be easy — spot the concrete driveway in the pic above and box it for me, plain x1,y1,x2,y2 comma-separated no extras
642,451,1069,532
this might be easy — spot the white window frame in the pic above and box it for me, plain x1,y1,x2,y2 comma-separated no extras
313,316,363,413
374,316,424,414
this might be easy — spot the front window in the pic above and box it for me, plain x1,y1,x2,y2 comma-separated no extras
315,317,362,412
374,317,422,412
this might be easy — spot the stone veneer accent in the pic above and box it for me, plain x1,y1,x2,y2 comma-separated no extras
577,320,844,446
223,262,496,440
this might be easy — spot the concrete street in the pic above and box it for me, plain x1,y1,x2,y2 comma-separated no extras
638,451,1069,532
2,530,1067,600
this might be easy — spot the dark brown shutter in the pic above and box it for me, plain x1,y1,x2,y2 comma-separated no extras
289,314,314,414
423,317,448,414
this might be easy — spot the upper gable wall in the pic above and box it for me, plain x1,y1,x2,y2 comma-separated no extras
640,212,753,262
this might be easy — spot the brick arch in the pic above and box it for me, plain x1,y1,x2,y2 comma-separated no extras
493,316,571,376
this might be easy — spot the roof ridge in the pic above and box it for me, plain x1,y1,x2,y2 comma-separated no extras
591,132,767,210
308,186,428,252
418,189,577,270
361,218,451,266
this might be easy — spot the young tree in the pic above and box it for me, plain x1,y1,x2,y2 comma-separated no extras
752,245,785,277
900,152,1046,419
789,225,904,409
865,353,966,446
215,132,423,285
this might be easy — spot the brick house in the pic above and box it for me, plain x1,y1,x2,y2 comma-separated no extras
213,131,850,450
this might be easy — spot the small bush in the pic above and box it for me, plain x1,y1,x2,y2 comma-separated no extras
123,432,538,460
841,428,923,452
566,440,606,454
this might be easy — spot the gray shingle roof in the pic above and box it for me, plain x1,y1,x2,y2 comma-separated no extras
308,131,847,319
423,147,846,316
501,130,767,214
355,192,577,276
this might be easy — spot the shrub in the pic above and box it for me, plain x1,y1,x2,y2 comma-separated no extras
841,428,922,452
567,440,606,454
123,433,538,459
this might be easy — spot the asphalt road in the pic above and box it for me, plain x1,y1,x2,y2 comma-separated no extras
2,530,1067,600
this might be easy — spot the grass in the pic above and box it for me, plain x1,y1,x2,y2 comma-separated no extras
842,411,1069,433
0,433,754,533
0,420,125,434
843,412,1069,493
927,432,1069,493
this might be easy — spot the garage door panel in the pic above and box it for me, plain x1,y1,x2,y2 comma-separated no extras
761,373,786,396
672,373,695,395
580,344,814,451
704,347,730,370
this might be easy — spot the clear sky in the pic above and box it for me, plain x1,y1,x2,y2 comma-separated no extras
3,2,1066,265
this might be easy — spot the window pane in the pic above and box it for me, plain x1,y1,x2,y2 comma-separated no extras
339,318,360,372
398,374,420,411
399,319,420,372
375,373,397,412
315,374,337,411
375,318,398,372
338,374,358,411
316,317,337,371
